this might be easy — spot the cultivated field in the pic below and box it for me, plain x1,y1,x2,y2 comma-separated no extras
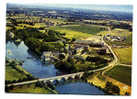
113,47,132,65
105,65,131,85
50,24,106,39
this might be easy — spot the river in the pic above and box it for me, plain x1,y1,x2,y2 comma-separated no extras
6,40,105,95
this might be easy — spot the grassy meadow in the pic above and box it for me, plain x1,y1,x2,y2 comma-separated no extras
105,65,131,85
5,59,32,81
8,84,54,94
6,66,28,81
50,24,107,39
113,47,132,65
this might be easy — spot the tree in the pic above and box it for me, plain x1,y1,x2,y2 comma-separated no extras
105,82,120,94
125,92,130,96
71,38,76,42
59,53,65,60
55,60,75,73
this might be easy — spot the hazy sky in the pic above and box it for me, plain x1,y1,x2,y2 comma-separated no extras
42,4,133,13
7,0,133,13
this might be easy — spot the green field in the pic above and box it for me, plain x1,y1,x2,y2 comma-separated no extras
99,28,132,37
6,66,28,81
50,24,106,39
60,24,106,34
5,59,32,81
105,65,131,85
113,47,132,65
8,84,54,94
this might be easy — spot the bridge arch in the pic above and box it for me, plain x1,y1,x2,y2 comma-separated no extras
61,77,66,82
52,80,59,85
44,80,52,85
74,75,80,79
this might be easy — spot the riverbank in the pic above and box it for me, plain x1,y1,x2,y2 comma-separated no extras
87,72,131,95
6,83,58,94
5,58,34,82
5,58,57,94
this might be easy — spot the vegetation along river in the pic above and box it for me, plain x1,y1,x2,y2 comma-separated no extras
6,40,105,95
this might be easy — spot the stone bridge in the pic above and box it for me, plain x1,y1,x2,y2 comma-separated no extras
7,72,84,87
40,72,84,84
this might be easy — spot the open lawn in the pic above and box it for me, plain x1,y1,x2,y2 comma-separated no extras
105,65,131,85
113,47,132,65
8,84,54,94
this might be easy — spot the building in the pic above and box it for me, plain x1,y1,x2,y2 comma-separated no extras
41,51,53,62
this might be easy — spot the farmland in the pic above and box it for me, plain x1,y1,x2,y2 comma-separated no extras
50,24,107,39
6,3,132,95
113,47,132,65
105,65,131,85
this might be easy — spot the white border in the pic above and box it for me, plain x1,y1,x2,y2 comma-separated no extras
0,0,136,99
5,0,133,5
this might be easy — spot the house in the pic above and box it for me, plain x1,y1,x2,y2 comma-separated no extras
9,32,15,38
41,51,53,62
96,48,107,55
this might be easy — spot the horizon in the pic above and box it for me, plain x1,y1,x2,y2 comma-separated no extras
7,3,133,13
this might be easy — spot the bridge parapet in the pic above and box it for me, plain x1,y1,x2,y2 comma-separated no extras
42,72,84,84
7,72,85,87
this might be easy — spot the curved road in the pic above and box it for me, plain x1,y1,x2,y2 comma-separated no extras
7,35,118,87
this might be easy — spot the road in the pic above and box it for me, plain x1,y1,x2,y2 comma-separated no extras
101,27,118,75
102,37,118,75
7,33,118,87
85,35,118,75
7,72,84,87
118,64,132,67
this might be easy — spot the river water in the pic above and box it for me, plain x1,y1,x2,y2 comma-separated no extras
6,41,60,78
6,40,105,95
56,80,105,95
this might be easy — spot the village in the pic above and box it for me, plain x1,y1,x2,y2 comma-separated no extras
5,3,132,95
41,36,113,72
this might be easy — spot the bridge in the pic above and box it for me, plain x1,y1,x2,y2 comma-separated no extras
7,35,118,87
7,72,84,87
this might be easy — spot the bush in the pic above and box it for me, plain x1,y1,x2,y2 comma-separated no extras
14,27,67,55
105,82,120,94
59,53,65,60
86,56,108,65
55,60,75,73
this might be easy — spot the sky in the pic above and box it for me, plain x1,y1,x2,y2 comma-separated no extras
39,4,133,13
6,0,133,13
7,3,133,13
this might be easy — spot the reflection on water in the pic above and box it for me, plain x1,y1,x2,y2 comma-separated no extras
56,80,105,95
6,41,105,95
6,41,60,78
